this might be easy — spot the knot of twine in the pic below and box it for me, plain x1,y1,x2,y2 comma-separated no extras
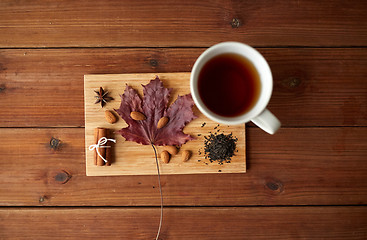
88,137,116,163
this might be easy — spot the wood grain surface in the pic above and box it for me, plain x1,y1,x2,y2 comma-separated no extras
0,48,366,127
1,207,367,239
1,0,366,238
0,0,366,47
1,127,366,206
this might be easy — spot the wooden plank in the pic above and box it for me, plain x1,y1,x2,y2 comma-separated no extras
0,48,366,127
84,73,246,176
1,207,367,239
0,0,366,47
0,127,366,206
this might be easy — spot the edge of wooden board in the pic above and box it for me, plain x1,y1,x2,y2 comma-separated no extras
84,73,246,176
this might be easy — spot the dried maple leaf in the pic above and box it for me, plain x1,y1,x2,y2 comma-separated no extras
115,76,197,146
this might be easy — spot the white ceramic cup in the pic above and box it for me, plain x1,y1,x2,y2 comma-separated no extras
190,42,281,134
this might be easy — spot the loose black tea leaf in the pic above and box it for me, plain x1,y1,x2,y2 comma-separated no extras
203,132,238,164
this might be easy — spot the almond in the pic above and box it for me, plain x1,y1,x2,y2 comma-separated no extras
182,150,191,162
157,116,169,129
164,145,178,155
160,150,170,163
105,110,117,124
130,111,146,121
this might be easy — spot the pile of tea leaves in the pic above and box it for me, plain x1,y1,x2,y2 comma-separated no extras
203,132,238,165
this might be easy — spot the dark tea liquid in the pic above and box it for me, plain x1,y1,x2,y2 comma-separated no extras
198,53,261,117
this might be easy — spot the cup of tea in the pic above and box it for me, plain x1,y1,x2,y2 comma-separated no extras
190,42,281,134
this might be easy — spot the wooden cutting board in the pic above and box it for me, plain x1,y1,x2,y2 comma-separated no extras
84,72,246,176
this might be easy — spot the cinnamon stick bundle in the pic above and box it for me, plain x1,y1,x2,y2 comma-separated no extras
105,130,112,166
93,127,111,166
97,128,107,166
93,128,99,165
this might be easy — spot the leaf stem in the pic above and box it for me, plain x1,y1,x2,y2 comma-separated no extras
151,144,163,240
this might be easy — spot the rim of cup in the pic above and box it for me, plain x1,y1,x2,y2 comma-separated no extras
190,41,273,125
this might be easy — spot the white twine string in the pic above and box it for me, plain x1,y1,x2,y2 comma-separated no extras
88,137,116,163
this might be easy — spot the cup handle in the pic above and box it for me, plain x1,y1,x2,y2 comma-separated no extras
251,109,281,134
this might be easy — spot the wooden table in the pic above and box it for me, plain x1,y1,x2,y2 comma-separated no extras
0,1,366,239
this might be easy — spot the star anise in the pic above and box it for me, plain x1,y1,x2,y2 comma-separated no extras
94,87,114,107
